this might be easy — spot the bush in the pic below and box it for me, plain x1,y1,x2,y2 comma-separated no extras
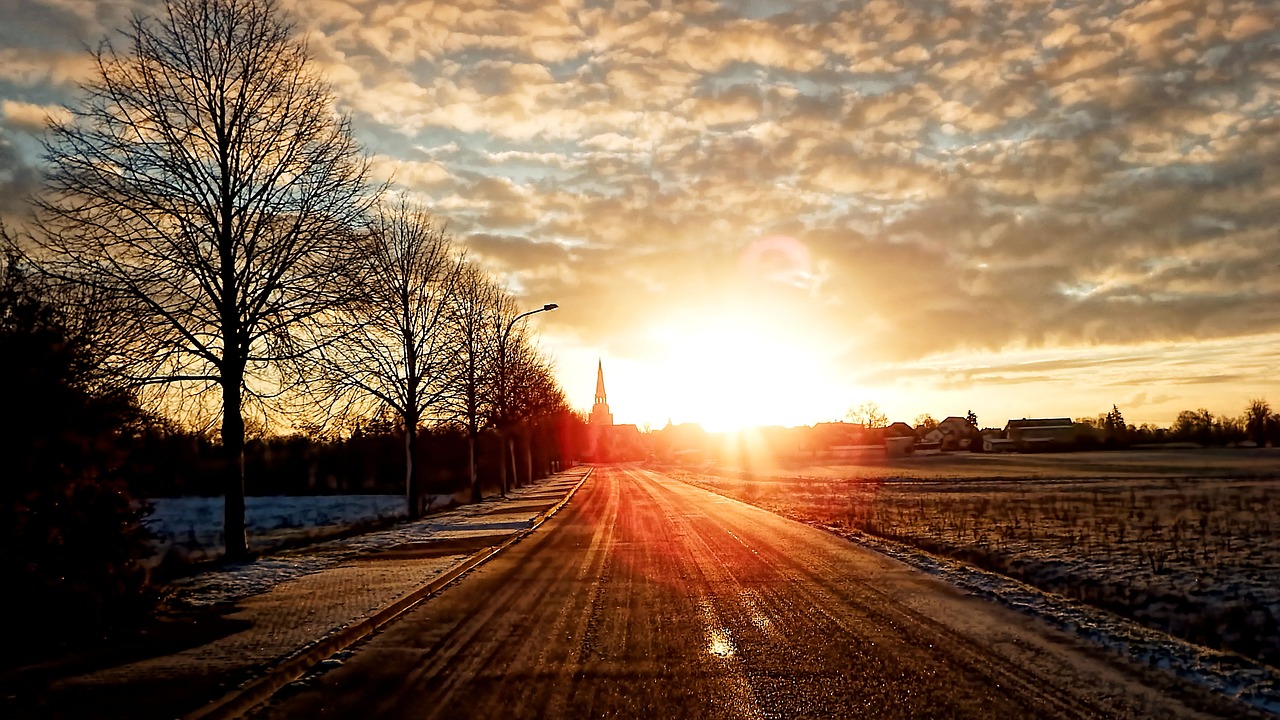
0,254,157,652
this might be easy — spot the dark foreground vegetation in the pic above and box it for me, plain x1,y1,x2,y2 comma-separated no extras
0,256,157,652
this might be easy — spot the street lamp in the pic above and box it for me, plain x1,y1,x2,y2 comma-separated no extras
503,303,559,347
498,303,558,495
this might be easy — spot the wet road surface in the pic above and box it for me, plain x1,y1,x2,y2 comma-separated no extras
257,467,1242,719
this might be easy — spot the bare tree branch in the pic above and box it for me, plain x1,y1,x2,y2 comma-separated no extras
19,0,377,558
306,198,462,517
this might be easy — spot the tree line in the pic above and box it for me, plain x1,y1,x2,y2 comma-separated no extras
1076,400,1280,447
856,398,1279,450
3,0,578,576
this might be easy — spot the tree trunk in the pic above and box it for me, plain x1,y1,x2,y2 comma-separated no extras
501,430,517,491
221,375,249,560
508,433,518,491
467,355,479,502
467,429,480,503
524,436,533,485
497,430,509,496
405,415,420,519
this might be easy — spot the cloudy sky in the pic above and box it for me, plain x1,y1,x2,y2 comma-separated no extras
2,0,1277,430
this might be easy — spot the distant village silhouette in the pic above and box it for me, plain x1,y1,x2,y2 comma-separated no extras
584,362,1104,463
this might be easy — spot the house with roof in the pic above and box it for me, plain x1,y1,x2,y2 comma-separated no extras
882,421,918,456
884,421,917,439
937,416,979,451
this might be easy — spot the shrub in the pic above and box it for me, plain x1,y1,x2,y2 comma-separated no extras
0,254,157,652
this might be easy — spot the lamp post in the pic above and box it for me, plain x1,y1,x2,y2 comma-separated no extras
498,303,557,495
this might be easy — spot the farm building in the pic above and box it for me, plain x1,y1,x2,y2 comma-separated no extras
808,422,874,452
1004,417,1079,450
883,422,918,456
982,433,1017,453
884,421,917,438
937,416,979,450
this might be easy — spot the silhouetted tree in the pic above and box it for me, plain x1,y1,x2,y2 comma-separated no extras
1132,422,1166,444
1214,414,1247,445
1245,398,1272,446
1172,409,1216,445
1104,405,1125,431
504,341,568,485
914,413,938,431
443,263,501,502
483,291,525,494
23,0,375,557
1101,404,1127,445
965,409,977,426
847,402,888,429
310,200,462,518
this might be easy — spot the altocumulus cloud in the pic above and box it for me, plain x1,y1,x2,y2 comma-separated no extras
1,0,1277,418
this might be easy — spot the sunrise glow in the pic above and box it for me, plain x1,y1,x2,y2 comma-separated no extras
3,0,1278,430
627,306,840,432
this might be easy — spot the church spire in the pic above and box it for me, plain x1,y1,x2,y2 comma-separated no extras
590,359,614,426
595,359,607,405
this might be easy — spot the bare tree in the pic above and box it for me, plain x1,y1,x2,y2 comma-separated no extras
442,269,563,497
312,199,462,518
1245,398,1272,446
22,0,375,557
847,401,888,429
482,291,563,491
444,262,501,502
504,342,567,484
484,291,524,495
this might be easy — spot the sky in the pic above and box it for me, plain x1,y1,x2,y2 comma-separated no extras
1,0,1277,431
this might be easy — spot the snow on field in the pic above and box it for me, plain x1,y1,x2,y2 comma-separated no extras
145,494,459,565
821,476,1280,663
833,527,1280,716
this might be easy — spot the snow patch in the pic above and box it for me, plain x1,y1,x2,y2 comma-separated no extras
161,485,556,608
831,527,1280,716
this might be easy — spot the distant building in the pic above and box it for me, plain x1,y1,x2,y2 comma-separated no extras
882,422,917,456
982,428,1017,453
1004,417,1079,450
884,422,917,438
937,416,979,451
586,361,644,461
589,360,613,427
653,421,710,462
811,421,867,447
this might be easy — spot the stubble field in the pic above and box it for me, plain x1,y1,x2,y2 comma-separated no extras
663,449,1280,668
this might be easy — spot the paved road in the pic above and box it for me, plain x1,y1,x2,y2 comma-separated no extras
256,467,1243,719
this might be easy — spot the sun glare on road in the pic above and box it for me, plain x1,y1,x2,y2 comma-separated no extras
699,599,738,659
708,627,736,658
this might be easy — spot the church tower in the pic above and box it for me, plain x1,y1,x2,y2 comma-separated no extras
589,359,614,426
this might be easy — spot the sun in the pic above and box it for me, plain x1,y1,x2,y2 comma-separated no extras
641,309,836,432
